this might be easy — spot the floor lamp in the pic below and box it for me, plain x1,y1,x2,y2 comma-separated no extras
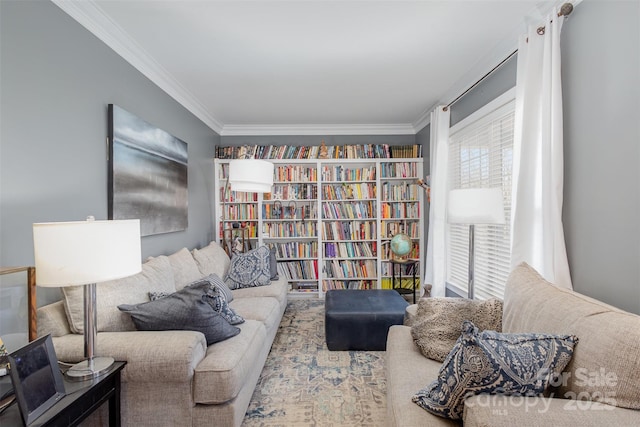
447,188,505,299
228,158,274,193
222,158,274,254
33,217,141,379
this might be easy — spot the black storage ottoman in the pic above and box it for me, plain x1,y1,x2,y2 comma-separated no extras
325,289,409,351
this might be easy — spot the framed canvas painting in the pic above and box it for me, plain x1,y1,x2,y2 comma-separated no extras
108,104,188,236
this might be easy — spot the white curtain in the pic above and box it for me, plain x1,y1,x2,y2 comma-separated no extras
511,10,572,289
425,106,450,297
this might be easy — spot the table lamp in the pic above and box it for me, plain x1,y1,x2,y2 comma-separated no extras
33,217,141,379
447,188,505,299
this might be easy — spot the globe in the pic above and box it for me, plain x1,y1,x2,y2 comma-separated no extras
390,233,412,260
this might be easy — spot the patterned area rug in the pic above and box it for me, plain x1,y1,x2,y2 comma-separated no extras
243,299,387,426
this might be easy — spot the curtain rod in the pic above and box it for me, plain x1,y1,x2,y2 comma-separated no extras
443,2,575,112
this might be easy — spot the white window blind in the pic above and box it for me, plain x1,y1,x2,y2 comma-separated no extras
447,94,515,300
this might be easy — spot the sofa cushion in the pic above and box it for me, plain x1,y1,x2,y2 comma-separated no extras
229,297,281,331
385,326,457,427
167,247,204,290
37,300,71,337
503,263,640,410
464,394,640,427
411,297,503,362
192,241,230,279
225,245,272,289
118,281,240,345
231,277,288,305
193,320,266,404
62,255,176,334
413,320,578,420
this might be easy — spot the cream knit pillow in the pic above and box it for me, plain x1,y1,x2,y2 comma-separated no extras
410,297,503,362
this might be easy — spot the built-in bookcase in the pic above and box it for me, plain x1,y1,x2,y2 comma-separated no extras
214,158,424,297
379,161,423,291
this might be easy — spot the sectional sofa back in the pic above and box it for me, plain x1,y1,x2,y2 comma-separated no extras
503,263,640,410
48,242,231,335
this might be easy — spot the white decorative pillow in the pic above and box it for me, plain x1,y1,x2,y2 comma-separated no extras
167,247,204,290
192,241,230,279
224,246,272,289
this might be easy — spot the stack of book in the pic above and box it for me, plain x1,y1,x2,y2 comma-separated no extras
215,143,423,159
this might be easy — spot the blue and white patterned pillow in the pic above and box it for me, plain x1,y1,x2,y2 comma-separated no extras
203,275,244,325
413,320,578,420
224,245,272,289
199,274,234,303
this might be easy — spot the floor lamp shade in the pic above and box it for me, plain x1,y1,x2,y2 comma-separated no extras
447,188,505,225
33,218,141,379
447,188,505,299
229,159,274,193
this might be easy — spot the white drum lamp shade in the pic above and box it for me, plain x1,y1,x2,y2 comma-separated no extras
229,159,274,193
447,188,505,299
34,219,141,286
33,218,141,379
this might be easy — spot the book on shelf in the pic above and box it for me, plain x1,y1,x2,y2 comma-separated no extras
215,144,422,160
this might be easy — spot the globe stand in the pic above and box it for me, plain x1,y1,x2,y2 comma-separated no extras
391,252,409,262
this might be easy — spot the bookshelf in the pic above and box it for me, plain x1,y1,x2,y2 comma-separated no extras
263,164,320,294
379,161,422,293
214,154,423,298
320,162,378,292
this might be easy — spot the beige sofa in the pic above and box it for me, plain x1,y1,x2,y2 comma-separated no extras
386,263,640,426
37,241,288,427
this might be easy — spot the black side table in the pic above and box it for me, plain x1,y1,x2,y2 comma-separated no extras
1,361,126,427
390,259,418,304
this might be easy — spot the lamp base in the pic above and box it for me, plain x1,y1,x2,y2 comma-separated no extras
66,356,115,380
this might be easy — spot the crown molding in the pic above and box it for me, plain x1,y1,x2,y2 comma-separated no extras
220,123,417,136
52,0,224,134
412,108,433,134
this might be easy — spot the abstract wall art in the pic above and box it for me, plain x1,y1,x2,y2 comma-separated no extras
108,104,188,236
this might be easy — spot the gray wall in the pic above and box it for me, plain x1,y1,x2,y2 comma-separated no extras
0,1,219,305
449,55,518,127
562,0,640,314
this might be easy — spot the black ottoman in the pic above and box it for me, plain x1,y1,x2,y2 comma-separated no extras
325,289,409,351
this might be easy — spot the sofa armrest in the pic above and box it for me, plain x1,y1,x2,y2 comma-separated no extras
53,331,207,383
464,395,640,427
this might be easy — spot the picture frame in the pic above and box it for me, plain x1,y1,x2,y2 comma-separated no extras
108,104,188,236
8,335,65,425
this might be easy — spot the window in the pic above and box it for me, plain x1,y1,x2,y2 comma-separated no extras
446,91,515,300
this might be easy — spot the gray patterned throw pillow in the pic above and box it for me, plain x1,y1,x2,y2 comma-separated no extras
412,320,578,420
120,282,240,345
224,245,272,289
148,291,171,301
150,276,244,325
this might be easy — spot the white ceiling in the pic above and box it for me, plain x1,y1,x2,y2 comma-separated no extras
54,0,558,135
